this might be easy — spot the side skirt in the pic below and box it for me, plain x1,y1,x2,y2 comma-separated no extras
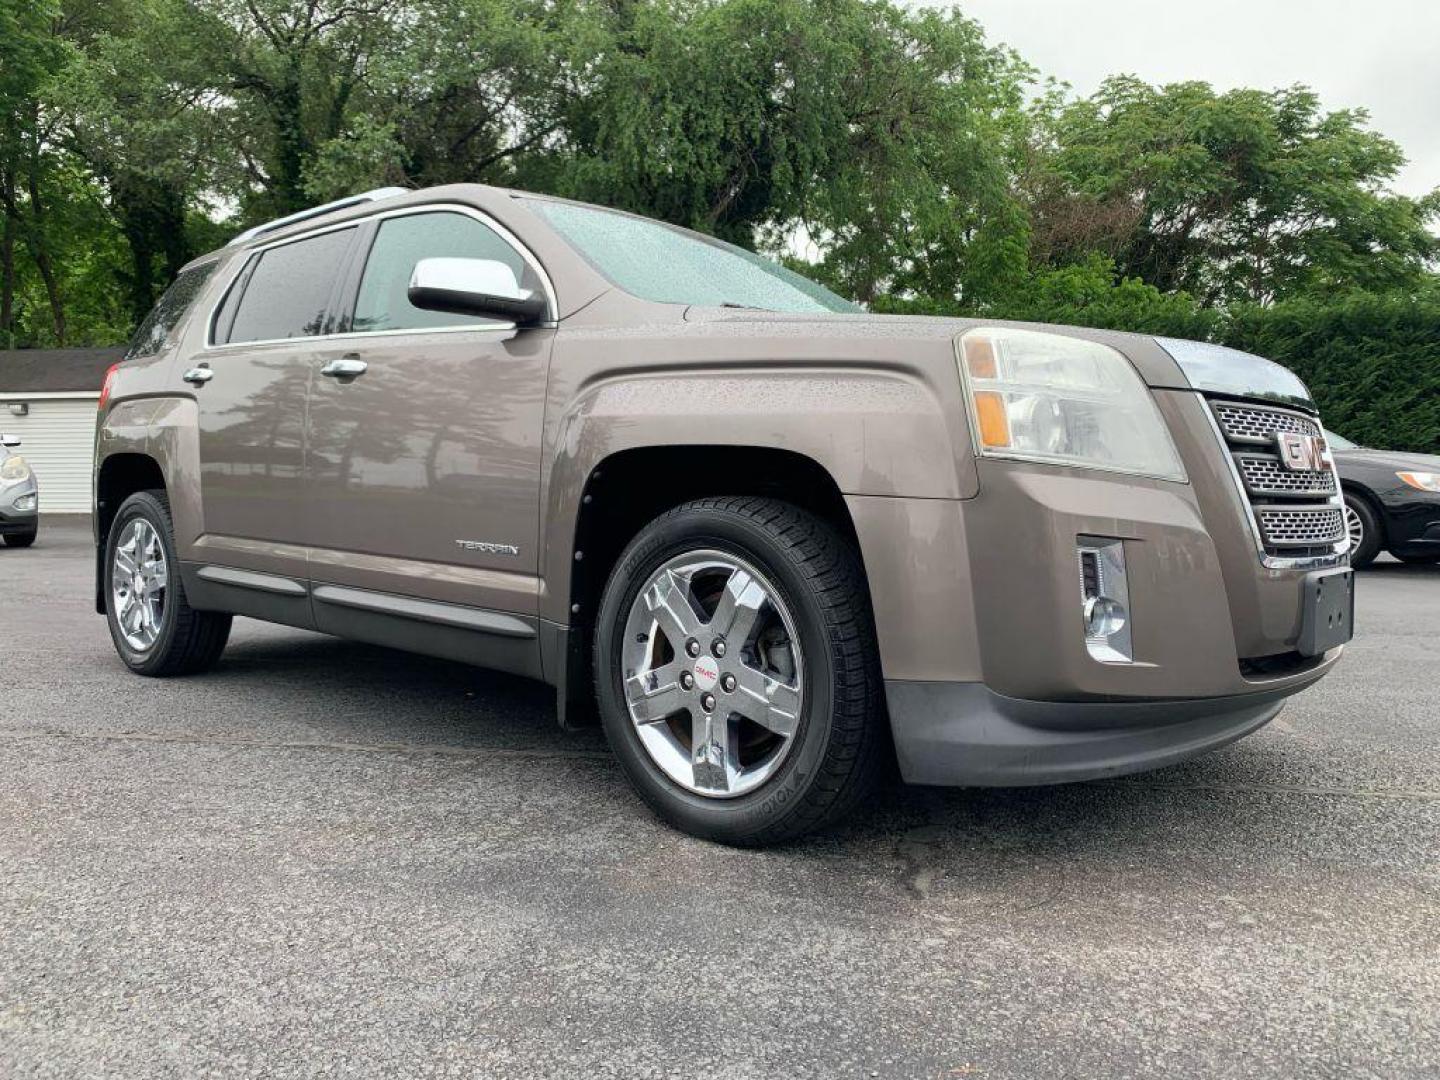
179,562,544,681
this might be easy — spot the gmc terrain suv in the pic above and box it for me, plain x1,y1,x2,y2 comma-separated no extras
94,185,1353,844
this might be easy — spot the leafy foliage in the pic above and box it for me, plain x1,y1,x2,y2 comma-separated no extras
1029,78,1439,305
1224,288,1440,453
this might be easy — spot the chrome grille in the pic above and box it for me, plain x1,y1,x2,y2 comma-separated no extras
1237,454,1337,497
1256,507,1345,547
1206,397,1345,564
1213,402,1320,444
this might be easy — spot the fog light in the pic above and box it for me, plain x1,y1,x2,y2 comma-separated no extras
1084,595,1127,638
1077,537,1133,663
12,493,36,512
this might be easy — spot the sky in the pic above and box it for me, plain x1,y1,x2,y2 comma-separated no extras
917,0,1440,199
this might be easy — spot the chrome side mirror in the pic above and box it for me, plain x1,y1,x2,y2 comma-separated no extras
407,258,546,325
1,434,19,448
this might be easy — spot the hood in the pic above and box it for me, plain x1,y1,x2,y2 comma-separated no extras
1154,337,1316,413
682,307,1189,387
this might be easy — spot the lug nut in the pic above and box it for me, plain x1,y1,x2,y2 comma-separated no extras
700,693,716,712
721,673,737,693
711,638,726,658
685,638,701,658
680,671,695,690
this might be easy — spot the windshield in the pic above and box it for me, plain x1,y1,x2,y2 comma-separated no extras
1155,337,1316,412
1325,429,1359,449
527,199,859,314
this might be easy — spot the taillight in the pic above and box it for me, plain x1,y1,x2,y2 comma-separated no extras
98,363,120,411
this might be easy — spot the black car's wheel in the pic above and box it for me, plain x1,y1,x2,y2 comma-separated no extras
1343,494,1382,568
3,528,36,548
1394,553,1440,565
594,496,887,846
105,490,231,676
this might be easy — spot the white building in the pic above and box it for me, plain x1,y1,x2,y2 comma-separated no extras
0,349,123,513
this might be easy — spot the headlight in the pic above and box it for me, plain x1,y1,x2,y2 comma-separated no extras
958,329,1186,481
1397,471,1440,493
0,455,30,482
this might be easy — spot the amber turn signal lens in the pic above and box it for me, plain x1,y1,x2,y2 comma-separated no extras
964,335,998,379
974,390,1011,448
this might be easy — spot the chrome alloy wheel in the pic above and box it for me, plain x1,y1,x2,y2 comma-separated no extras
1344,504,1365,551
620,550,804,798
111,518,168,651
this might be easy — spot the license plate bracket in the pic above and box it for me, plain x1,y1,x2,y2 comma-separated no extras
1298,568,1354,656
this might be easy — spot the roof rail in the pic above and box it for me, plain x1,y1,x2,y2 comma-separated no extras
226,187,410,248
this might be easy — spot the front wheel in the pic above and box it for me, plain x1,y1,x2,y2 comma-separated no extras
3,528,36,548
594,497,887,846
105,490,231,676
1343,495,1382,569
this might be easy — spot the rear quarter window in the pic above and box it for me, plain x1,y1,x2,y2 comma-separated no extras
126,262,218,359
219,227,357,345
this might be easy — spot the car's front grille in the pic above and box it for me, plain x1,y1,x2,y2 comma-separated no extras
1213,402,1321,444
1237,454,1337,498
1256,506,1346,546
1206,398,1346,561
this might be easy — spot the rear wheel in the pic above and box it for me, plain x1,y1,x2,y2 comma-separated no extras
105,490,231,676
3,528,36,548
1343,494,1381,568
594,497,886,846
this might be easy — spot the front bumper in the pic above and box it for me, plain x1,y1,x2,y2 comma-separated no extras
0,481,37,532
886,679,1305,786
1378,489,1440,556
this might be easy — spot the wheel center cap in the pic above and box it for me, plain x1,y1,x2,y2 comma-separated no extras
692,655,720,692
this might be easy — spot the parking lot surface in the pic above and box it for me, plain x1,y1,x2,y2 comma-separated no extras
2,517,1437,1078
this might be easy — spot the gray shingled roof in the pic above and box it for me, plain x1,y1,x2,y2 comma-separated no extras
0,348,125,393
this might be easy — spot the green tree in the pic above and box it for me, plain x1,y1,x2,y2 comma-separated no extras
1030,77,1440,305
0,0,69,344
50,0,223,324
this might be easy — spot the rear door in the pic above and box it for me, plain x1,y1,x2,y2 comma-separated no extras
303,207,554,641
190,224,358,597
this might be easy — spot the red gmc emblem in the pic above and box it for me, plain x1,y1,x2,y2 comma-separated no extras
1276,432,1329,473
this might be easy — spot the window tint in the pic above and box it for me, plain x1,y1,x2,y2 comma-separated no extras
225,227,356,345
352,211,539,333
527,199,859,314
126,262,217,359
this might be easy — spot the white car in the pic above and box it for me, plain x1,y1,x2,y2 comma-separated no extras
0,434,38,548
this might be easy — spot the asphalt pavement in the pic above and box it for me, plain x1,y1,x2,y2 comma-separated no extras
2,517,1437,1078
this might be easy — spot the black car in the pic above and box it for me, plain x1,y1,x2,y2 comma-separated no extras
1328,430,1440,568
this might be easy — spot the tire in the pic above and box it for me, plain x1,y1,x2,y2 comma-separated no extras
104,490,231,676
1343,493,1382,569
1394,554,1440,565
3,528,36,548
594,496,886,846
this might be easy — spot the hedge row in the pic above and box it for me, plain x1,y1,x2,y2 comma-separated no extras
1222,292,1440,454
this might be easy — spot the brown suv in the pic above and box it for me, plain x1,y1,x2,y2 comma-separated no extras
94,185,1353,844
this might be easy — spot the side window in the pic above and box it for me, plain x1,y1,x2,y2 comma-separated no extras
224,227,356,345
351,211,540,333
126,262,217,359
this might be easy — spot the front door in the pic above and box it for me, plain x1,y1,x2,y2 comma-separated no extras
191,225,358,587
304,209,552,623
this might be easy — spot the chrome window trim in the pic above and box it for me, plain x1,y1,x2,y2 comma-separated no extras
203,202,559,352
1197,395,1350,570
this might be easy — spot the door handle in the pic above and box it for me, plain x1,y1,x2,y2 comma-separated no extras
320,355,367,380
182,365,213,386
